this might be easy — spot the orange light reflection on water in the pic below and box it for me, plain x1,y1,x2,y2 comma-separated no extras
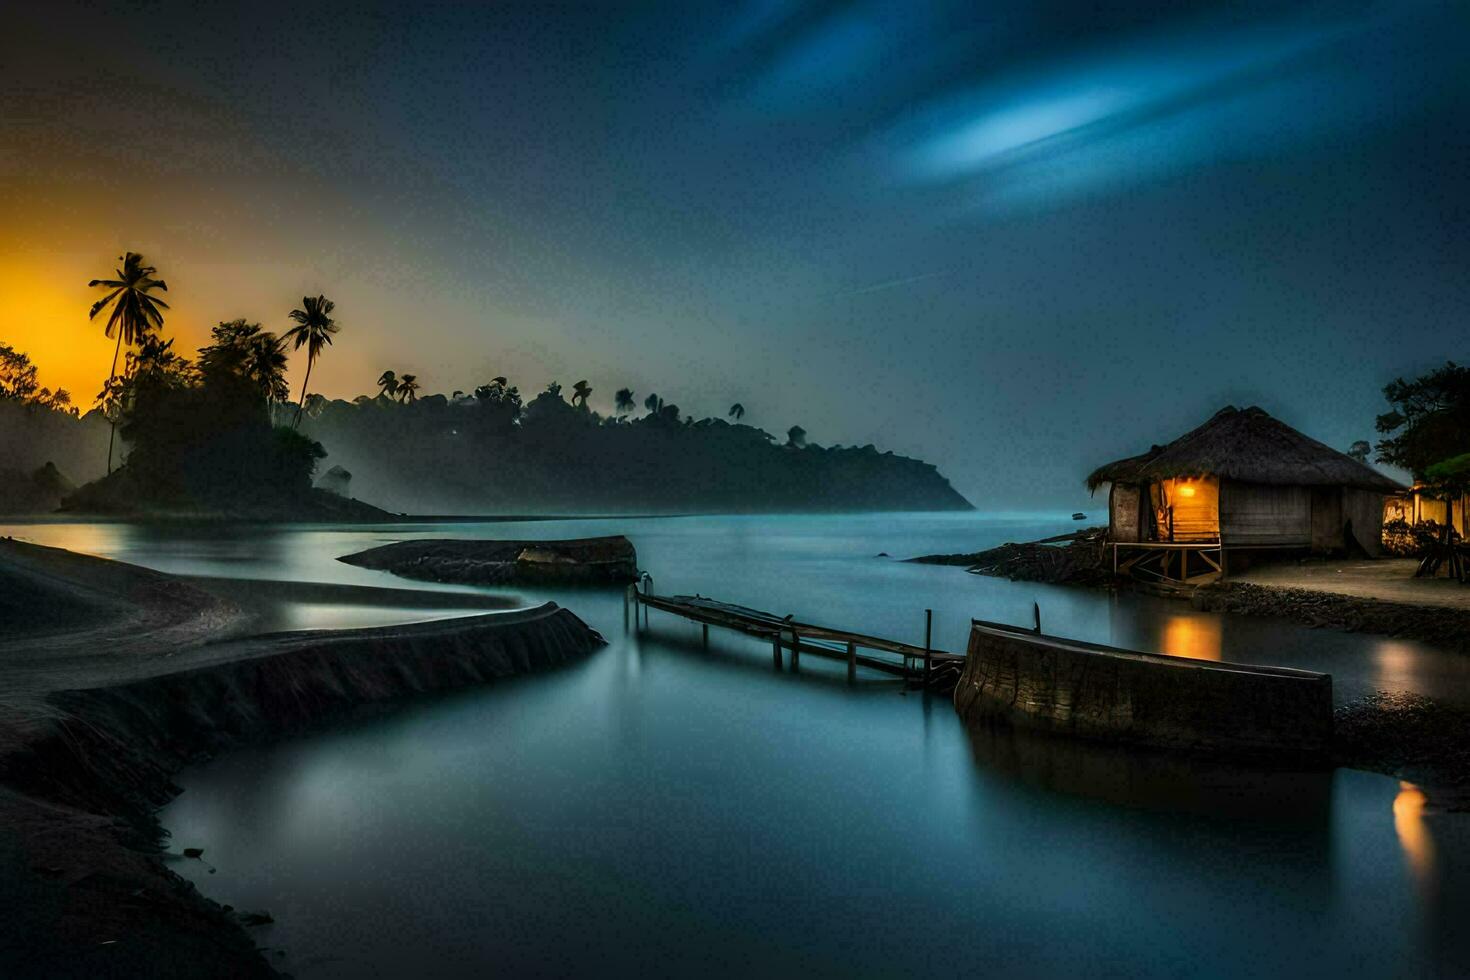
1393,781,1436,892
1160,614,1222,661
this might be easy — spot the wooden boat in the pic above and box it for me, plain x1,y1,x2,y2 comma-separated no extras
954,618,1333,761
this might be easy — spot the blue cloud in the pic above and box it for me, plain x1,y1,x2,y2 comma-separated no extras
885,2,1456,214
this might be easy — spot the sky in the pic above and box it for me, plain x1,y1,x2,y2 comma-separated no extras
2,0,1465,506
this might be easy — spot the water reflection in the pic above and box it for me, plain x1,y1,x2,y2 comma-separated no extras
1159,612,1223,661
1394,782,1437,893
965,719,1332,825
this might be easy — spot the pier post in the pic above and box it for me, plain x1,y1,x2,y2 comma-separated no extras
702,623,709,649
923,608,932,687
790,630,800,670
847,641,857,683
772,631,782,670
1033,601,1041,633
623,586,631,632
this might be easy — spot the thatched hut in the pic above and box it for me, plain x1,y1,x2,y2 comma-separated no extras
1088,406,1403,580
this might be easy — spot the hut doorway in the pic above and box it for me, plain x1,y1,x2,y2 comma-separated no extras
1158,477,1220,543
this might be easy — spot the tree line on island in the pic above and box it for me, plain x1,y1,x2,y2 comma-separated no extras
0,249,967,516
1,247,1464,518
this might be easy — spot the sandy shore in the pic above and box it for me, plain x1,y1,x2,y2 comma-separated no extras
0,538,604,977
1234,558,1470,610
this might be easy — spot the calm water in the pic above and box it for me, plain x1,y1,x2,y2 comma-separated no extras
5,514,1469,977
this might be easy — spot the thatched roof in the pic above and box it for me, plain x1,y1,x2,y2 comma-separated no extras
1086,406,1404,493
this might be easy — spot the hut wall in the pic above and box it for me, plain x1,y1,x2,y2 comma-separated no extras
1309,489,1342,552
1219,481,1310,546
1406,492,1468,536
1416,494,1447,526
1342,489,1384,557
1109,483,1142,543
1161,477,1219,542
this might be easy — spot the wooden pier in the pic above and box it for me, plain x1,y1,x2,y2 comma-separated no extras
626,586,964,686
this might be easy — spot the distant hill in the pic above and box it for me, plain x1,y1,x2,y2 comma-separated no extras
297,393,972,514
0,401,110,488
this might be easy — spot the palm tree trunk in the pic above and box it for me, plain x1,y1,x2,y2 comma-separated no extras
293,359,314,429
105,331,123,475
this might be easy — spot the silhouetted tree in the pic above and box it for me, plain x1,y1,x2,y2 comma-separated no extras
285,295,340,428
787,425,807,448
88,252,169,473
571,379,593,409
37,388,73,414
377,370,399,399
128,334,191,389
1347,440,1371,463
1376,362,1470,479
198,321,288,403
248,333,290,403
728,403,745,421
615,388,635,415
0,344,40,402
644,392,664,416
397,374,421,403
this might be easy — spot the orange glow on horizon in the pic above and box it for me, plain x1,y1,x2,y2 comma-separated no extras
0,254,207,406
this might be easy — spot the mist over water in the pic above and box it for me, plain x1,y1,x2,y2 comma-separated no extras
5,513,1468,977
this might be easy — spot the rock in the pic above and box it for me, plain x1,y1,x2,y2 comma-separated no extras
183,847,204,859
907,527,1113,587
316,464,353,497
339,536,639,585
238,911,274,927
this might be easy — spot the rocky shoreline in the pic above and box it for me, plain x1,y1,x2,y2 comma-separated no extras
0,540,604,977
1334,692,1470,809
907,527,1115,587
1189,581,1470,653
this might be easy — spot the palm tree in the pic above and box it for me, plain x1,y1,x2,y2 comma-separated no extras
571,379,593,409
377,370,399,400
787,425,807,448
644,392,664,416
128,334,184,387
246,332,290,403
88,252,169,472
615,388,635,415
284,295,340,428
397,374,420,403
728,402,745,421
